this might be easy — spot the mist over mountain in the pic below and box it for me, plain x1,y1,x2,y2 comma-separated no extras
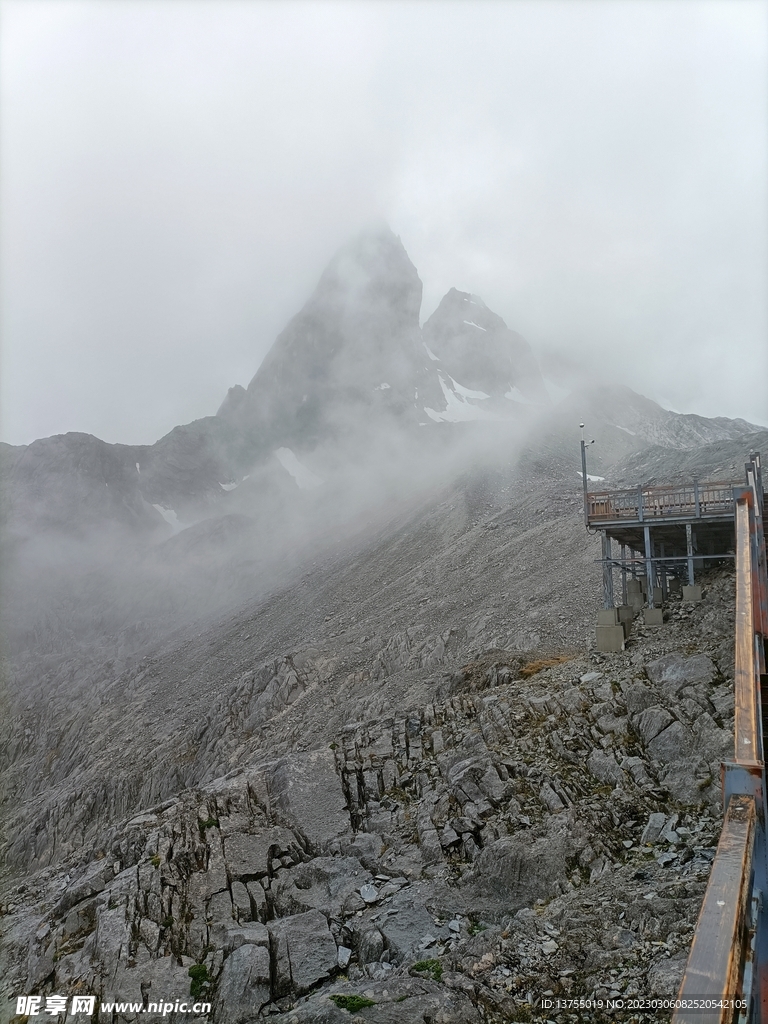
2,226,767,1022
1,226,758,548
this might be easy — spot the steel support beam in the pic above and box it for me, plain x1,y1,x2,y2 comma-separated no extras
644,525,654,608
686,522,695,586
602,532,614,609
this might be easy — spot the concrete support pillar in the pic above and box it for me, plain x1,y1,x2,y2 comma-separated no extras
602,533,614,609
644,525,654,609
659,542,667,601
686,523,694,585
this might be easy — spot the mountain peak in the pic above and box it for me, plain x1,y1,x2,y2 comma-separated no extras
219,226,423,451
422,288,546,403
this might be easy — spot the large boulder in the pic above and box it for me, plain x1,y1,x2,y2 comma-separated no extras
269,750,351,851
270,856,363,919
267,909,338,996
633,707,674,745
646,654,717,694
647,721,689,763
586,749,626,787
473,825,573,913
376,895,443,961
223,827,297,881
215,944,271,1024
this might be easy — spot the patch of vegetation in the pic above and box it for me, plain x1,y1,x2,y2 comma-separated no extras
509,1007,533,1022
329,994,377,1011
198,817,220,839
150,855,161,869
467,921,486,937
161,916,174,929
188,964,209,1000
411,958,443,982
519,654,572,678
329,741,338,750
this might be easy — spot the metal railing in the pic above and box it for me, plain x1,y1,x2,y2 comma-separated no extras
673,454,768,1024
586,480,737,525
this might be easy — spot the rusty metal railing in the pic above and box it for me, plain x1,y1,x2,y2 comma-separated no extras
673,454,768,1024
586,480,737,525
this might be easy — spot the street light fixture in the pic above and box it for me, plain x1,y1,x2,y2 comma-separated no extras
580,424,595,526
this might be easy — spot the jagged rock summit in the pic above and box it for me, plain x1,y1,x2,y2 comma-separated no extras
220,227,550,442
3,224,765,551
220,226,424,450
418,287,547,423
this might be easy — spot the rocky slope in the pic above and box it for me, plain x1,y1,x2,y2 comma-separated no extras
2,223,765,1024
0,564,736,1023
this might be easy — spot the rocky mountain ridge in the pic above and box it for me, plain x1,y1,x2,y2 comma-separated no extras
2,228,761,545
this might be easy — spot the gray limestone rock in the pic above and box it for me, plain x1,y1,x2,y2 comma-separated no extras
641,813,667,845
223,922,269,953
269,750,350,851
223,827,295,881
271,857,362,919
473,827,573,912
55,860,115,916
267,909,338,995
94,906,131,985
648,951,688,996
339,832,384,871
230,881,251,922
646,654,718,694
377,898,441,962
540,782,565,813
358,928,385,964
245,880,267,922
202,829,230,896
586,749,626,787
622,682,655,715
634,706,675,745
207,891,235,949
647,721,689,763
215,944,271,1024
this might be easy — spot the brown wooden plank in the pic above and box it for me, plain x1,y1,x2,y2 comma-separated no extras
673,795,755,1024
735,497,758,763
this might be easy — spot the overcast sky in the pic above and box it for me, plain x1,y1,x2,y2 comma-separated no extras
1,0,766,446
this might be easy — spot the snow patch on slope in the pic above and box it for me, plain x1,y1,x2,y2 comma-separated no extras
424,373,497,423
449,376,490,400
505,385,538,405
542,378,571,404
463,320,487,331
152,504,182,532
274,448,323,490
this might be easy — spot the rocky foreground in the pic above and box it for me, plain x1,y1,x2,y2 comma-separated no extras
0,568,736,1024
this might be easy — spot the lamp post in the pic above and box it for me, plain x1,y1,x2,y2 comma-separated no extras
580,423,595,527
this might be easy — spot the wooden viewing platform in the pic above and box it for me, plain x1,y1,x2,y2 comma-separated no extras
586,480,737,527
581,465,754,613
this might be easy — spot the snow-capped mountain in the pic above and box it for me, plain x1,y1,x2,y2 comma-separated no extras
1,226,763,545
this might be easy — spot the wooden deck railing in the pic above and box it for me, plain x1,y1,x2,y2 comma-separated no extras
672,455,767,1024
586,480,737,524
